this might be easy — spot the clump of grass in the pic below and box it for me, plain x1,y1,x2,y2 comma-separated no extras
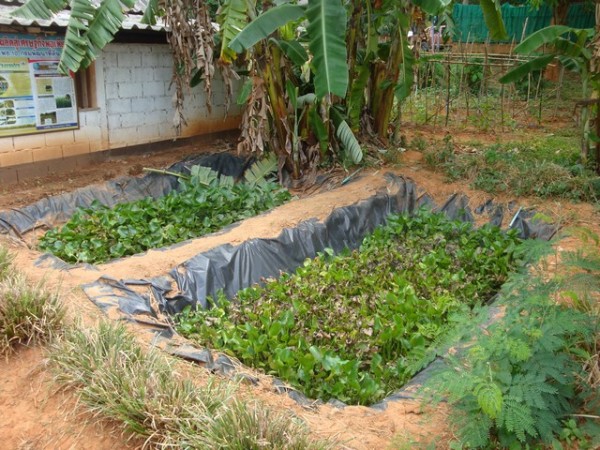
0,246,65,355
0,245,14,281
424,139,600,202
48,322,327,449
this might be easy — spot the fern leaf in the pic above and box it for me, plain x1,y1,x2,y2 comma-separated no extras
507,338,532,362
459,412,493,449
512,238,554,264
243,154,278,186
500,396,537,442
475,382,503,419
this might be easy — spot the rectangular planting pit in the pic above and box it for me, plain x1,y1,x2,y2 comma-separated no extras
176,209,523,405
0,153,289,266
77,175,556,407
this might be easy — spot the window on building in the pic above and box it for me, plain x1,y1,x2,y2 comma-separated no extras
75,62,97,109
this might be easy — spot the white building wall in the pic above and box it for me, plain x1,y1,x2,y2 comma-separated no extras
0,42,241,171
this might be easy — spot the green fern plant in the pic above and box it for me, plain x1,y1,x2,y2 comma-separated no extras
424,237,597,448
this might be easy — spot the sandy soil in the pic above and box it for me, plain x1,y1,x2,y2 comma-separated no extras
0,128,598,449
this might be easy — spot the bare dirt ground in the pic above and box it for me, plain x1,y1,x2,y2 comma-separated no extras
0,127,598,449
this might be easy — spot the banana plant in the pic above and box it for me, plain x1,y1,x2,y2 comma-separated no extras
13,0,135,74
499,25,597,163
227,0,361,179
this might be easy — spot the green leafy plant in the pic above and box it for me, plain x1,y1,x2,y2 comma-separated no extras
423,236,599,448
39,163,291,264
177,210,523,405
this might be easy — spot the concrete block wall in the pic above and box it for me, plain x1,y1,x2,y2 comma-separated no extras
103,43,242,148
0,41,241,178
0,108,107,169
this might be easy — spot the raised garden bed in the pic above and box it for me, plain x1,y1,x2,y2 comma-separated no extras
176,210,523,405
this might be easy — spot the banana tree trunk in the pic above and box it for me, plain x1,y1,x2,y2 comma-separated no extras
371,27,403,141
256,43,298,178
346,0,363,98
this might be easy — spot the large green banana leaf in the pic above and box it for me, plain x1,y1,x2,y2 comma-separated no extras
306,0,348,99
499,54,554,84
219,0,250,63
480,0,507,41
85,0,135,61
140,0,158,26
228,4,305,53
12,0,67,20
331,107,362,164
15,0,134,74
514,25,584,55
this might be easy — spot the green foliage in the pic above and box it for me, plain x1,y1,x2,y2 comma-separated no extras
243,153,278,187
39,165,291,264
218,0,250,63
0,270,65,355
227,3,305,54
479,0,508,41
11,0,67,21
305,0,349,99
0,245,14,282
49,321,327,449
177,210,522,405
331,107,363,164
424,238,598,448
425,138,600,202
15,0,137,74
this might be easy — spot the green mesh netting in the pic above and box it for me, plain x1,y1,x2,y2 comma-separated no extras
452,3,596,43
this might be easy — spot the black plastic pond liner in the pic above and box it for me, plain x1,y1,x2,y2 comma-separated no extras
67,174,557,409
0,153,250,237
0,166,557,409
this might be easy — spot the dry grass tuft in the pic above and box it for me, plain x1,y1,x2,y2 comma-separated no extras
49,322,329,449
0,246,65,355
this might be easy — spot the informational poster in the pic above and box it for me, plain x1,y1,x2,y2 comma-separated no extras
0,33,78,138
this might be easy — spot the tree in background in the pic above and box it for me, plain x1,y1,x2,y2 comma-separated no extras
12,0,552,181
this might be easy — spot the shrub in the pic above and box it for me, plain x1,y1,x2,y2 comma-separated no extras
424,142,600,202
424,238,599,448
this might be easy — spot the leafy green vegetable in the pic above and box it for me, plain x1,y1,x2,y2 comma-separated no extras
39,166,291,264
177,210,523,405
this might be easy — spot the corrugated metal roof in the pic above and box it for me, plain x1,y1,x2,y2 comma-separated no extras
0,0,166,31
0,0,150,13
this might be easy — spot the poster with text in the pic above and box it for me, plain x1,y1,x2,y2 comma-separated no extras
0,33,78,138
